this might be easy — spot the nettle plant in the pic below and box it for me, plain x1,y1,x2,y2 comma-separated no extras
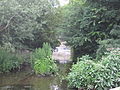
67,51,120,90
31,43,58,75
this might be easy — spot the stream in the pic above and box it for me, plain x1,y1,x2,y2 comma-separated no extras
0,42,75,90
0,62,75,90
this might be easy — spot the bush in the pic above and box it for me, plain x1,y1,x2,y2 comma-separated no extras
34,57,57,75
96,51,120,89
31,42,58,75
31,43,52,63
0,48,23,73
67,51,120,89
67,60,96,89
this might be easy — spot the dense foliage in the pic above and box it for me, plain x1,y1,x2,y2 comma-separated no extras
34,57,57,75
62,0,120,58
67,51,120,89
0,0,61,74
0,48,23,73
0,0,60,50
62,1,120,89
31,43,52,62
31,43,57,75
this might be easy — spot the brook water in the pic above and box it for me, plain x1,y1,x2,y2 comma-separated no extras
0,42,74,90
0,62,75,90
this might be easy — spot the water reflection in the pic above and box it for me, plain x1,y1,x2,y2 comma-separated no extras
0,85,33,90
0,63,75,90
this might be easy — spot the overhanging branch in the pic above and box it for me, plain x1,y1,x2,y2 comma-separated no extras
0,15,16,32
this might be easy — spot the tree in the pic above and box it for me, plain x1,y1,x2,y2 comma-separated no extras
0,0,60,50
62,0,120,59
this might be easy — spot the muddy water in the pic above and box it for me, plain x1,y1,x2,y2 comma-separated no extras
0,63,75,90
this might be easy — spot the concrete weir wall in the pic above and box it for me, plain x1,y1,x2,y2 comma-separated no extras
52,42,71,63
110,87,120,90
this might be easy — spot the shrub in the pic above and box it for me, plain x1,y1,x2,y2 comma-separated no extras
31,43,52,63
34,57,57,75
67,60,96,89
0,48,23,73
67,51,120,89
31,42,58,75
96,51,120,89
